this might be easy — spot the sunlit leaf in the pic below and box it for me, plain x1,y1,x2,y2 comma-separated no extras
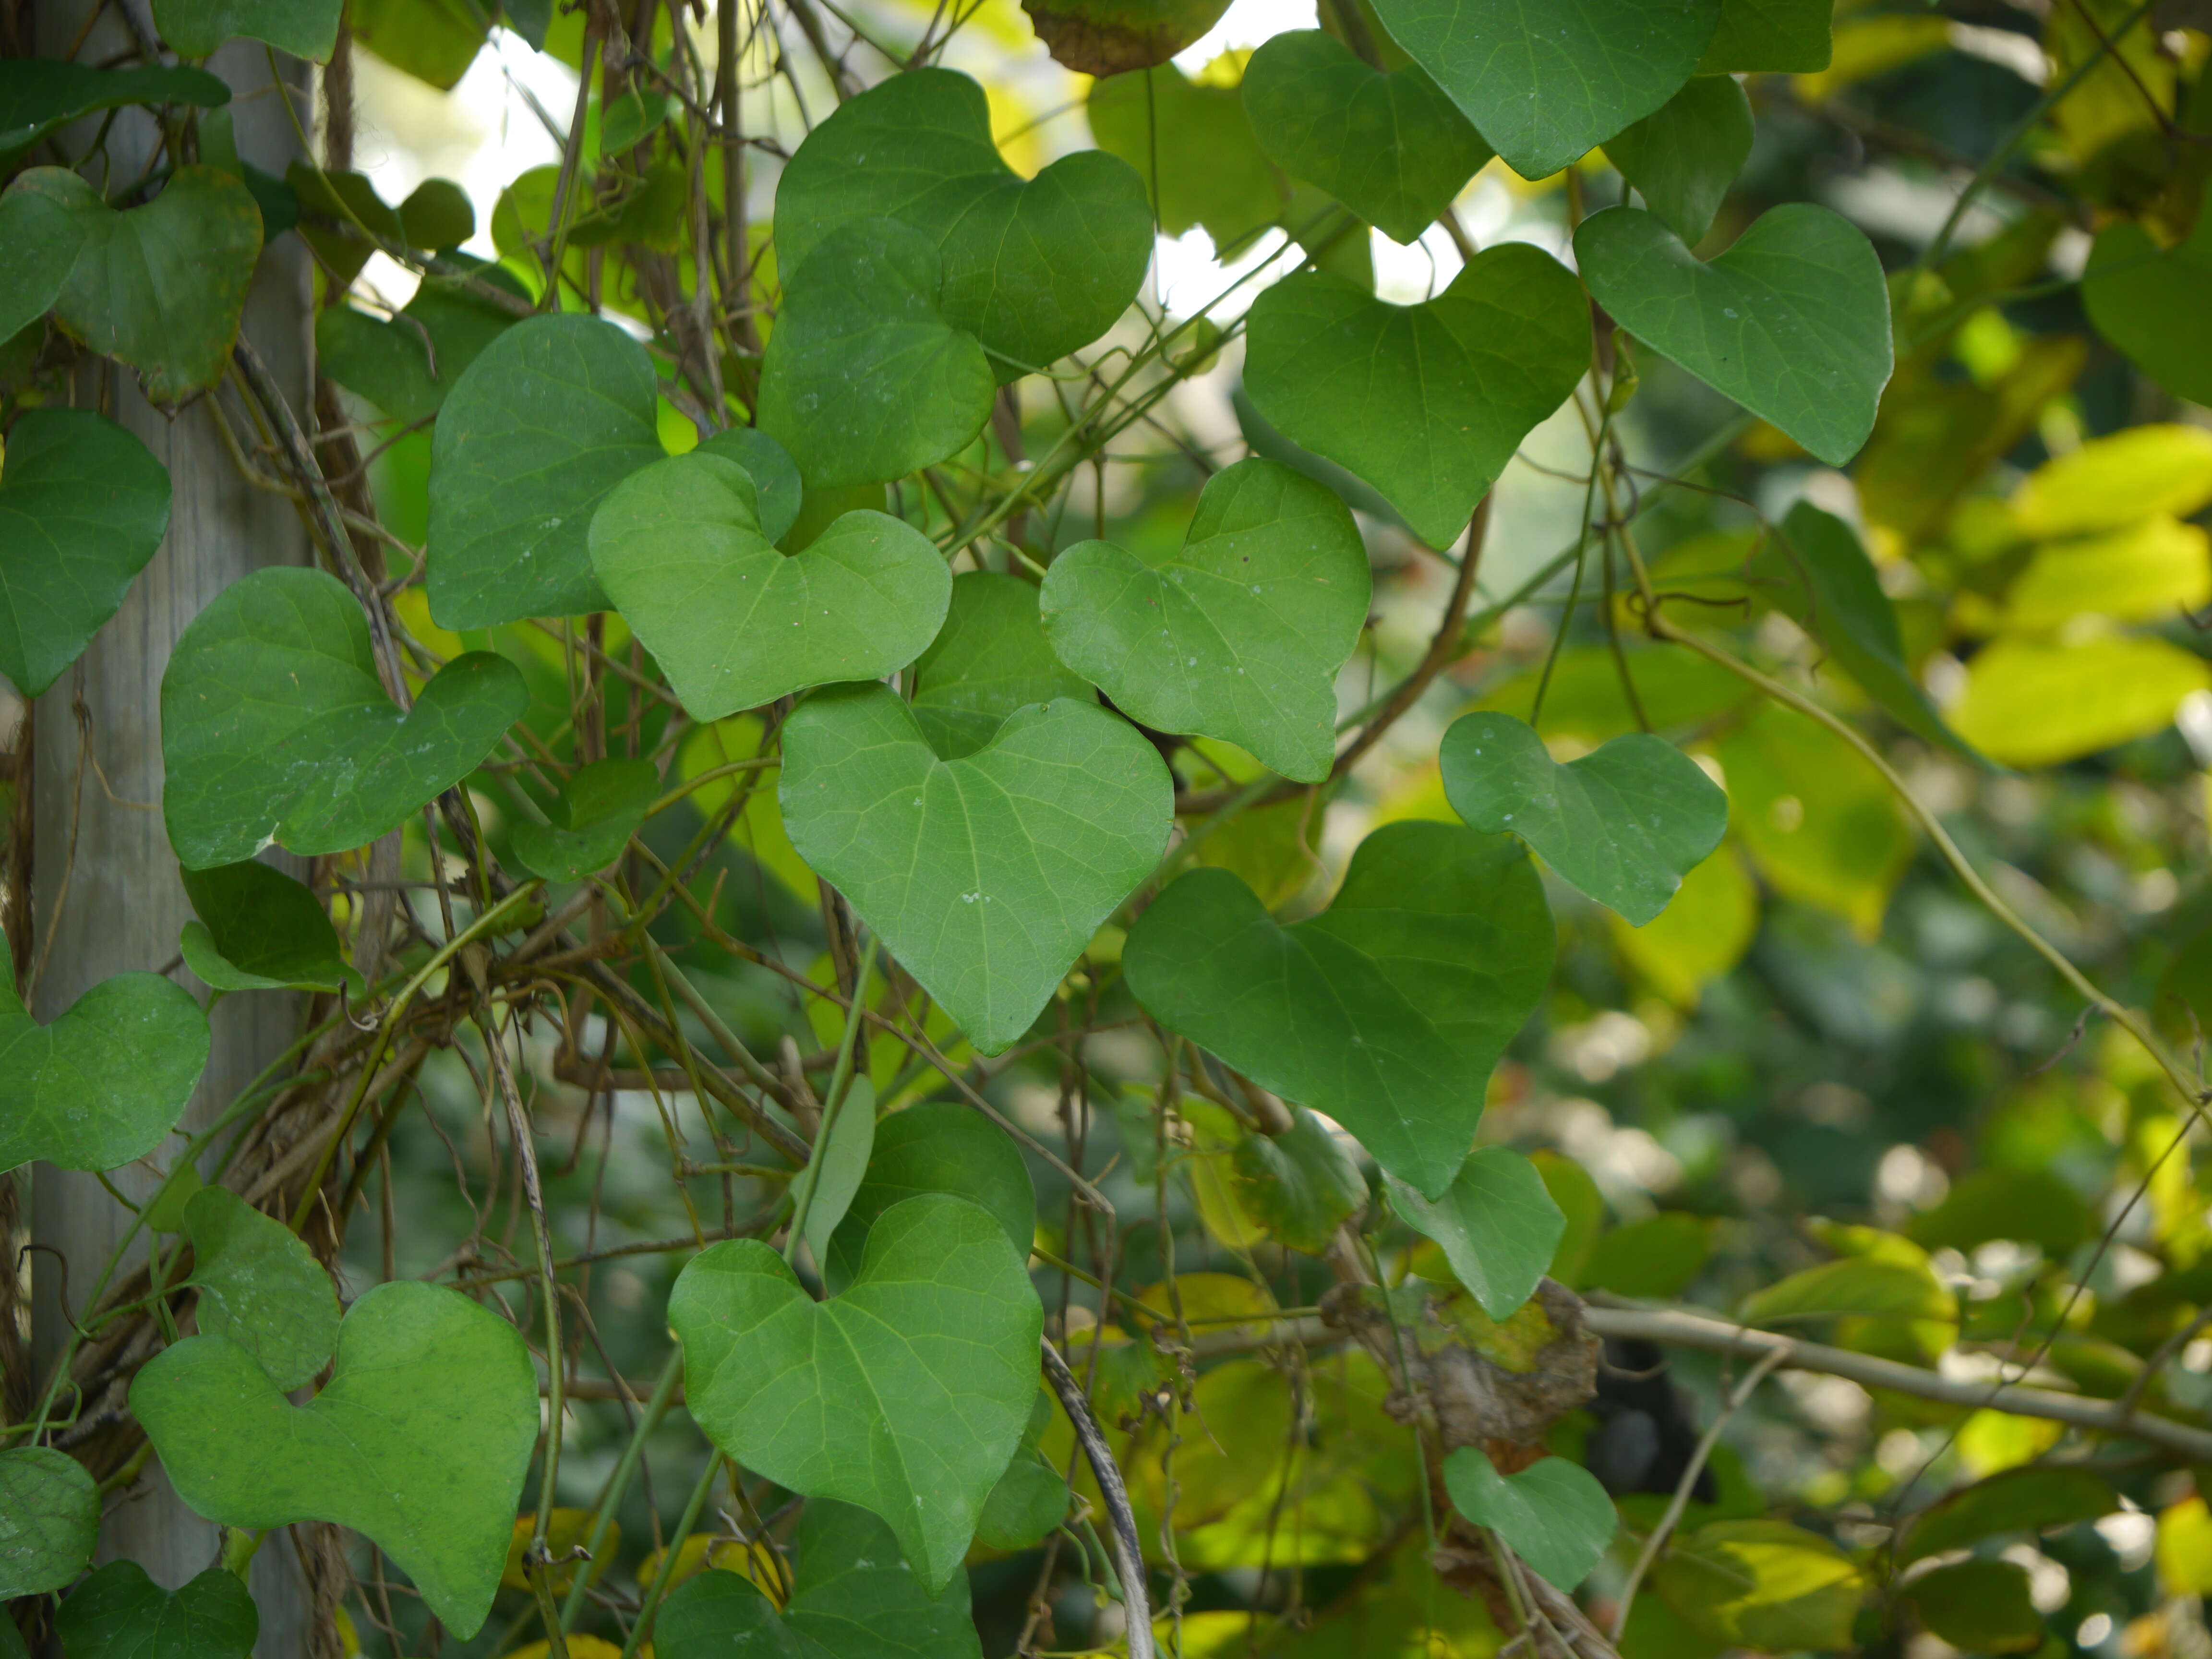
1654,1520,1863,1652
1948,635,2212,769
2008,423,2212,539
2001,517,2212,631
670,1194,1043,1592
1042,458,1370,782
132,1281,539,1637
1126,821,1551,1198
1609,842,1757,1008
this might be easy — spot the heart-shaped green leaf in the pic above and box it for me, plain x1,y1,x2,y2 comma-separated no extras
132,1279,538,1638
1575,204,1892,467
1124,820,1551,1197
427,313,664,627
181,1187,341,1391
0,1447,98,1598
1386,1146,1563,1319
1602,75,1752,246
2084,188,2212,409
976,1394,1069,1552
0,408,169,696
0,187,84,344
773,68,1152,380
911,573,1092,761
1698,0,1832,72
757,219,997,490
1241,31,1490,245
780,685,1172,1055
0,60,231,152
1440,711,1727,926
1765,502,1980,759
314,266,526,426
55,1561,259,1659
0,956,208,1176
9,166,261,405
670,1193,1044,1593
823,1101,1036,1294
1040,458,1370,783
1368,0,1719,180
657,1498,982,1659
1442,1448,1616,1590
1229,1105,1366,1253
161,567,529,869
180,859,362,996
151,0,341,57
590,452,952,720
508,757,660,881
1088,64,1286,253
699,427,804,546
1242,245,1588,548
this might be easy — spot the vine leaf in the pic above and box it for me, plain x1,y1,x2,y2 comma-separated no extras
54,1561,259,1659
1366,0,1720,180
180,859,363,996
698,426,805,546
0,60,230,152
669,1194,1044,1592
1040,457,1370,783
1765,502,1982,760
161,566,528,869
1387,1146,1563,1319
508,758,660,882
0,949,209,1178
910,573,1092,761
1442,1448,1617,1591
800,1078,878,1269
314,264,527,425
181,1187,342,1392
427,313,663,627
1698,0,1833,73
0,408,170,697
9,165,262,405
976,1394,1069,1552
1124,820,1551,1197
590,452,952,720
656,1498,982,1659
151,0,342,58
1229,1106,1367,1253
132,1280,539,1639
1242,245,1588,548
1602,74,1753,246
1440,711,1728,926
772,68,1152,379
0,1447,99,1599
757,218,997,490
1654,1520,1863,1650
1021,0,1231,74
2084,182,2212,410
823,1101,1036,1295
1240,31,1491,246
0,187,83,344
1575,203,1892,467
779,685,1172,1055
